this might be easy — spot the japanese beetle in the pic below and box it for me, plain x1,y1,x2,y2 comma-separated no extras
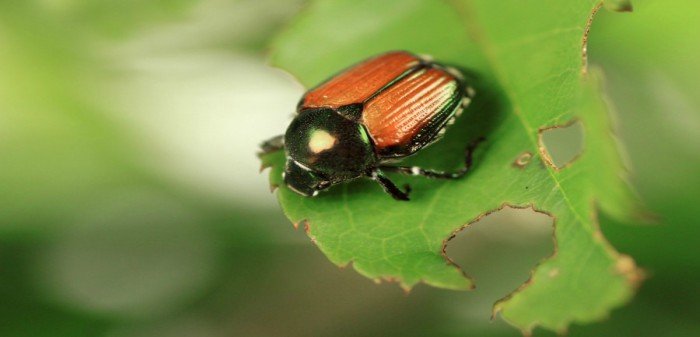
261,51,482,201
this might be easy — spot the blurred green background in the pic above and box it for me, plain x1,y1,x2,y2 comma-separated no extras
1,1,698,336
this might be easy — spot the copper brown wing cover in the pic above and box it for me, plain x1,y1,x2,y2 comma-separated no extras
362,67,462,157
300,51,463,158
301,51,420,109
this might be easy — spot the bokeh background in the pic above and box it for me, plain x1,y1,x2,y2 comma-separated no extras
1,1,698,336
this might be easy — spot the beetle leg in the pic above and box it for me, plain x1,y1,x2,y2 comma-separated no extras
369,169,411,201
380,137,485,179
259,135,285,155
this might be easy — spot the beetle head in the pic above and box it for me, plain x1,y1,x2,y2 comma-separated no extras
283,108,377,197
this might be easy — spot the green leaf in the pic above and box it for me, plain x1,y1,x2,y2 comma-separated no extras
262,0,643,333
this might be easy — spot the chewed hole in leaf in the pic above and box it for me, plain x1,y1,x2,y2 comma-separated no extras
539,121,585,169
513,151,533,169
444,206,553,307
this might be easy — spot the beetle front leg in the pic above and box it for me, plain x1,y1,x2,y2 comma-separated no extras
380,137,485,179
259,135,285,155
369,169,411,201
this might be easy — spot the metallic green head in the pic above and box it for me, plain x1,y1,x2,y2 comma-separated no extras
283,108,376,197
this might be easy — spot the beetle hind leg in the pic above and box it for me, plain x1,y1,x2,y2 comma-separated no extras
380,137,485,180
369,169,411,201
259,135,285,156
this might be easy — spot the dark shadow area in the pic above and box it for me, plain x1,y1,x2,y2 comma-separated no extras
388,65,507,175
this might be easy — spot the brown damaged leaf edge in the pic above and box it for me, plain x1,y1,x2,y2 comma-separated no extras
580,1,634,74
291,219,318,247
581,2,603,75
445,205,557,321
373,275,414,295
338,261,411,292
587,200,645,288
487,200,645,337
537,119,585,171
442,204,556,297
302,221,318,245
291,218,305,231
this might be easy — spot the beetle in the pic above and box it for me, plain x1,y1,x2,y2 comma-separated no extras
260,51,483,201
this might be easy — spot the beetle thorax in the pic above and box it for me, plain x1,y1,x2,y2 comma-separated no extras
285,108,376,181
